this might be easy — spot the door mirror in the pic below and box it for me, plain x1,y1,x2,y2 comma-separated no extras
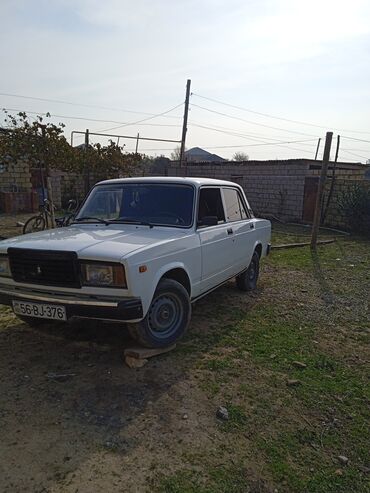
198,215,218,227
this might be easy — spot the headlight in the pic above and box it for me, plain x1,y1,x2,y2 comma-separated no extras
0,256,11,277
80,262,126,287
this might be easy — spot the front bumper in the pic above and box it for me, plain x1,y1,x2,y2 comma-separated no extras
0,285,143,322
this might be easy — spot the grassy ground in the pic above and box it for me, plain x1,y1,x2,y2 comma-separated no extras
154,226,370,493
0,222,369,492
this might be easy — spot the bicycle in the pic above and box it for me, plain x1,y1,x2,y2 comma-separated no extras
22,199,77,234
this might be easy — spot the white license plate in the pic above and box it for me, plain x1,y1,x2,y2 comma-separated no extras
12,300,67,321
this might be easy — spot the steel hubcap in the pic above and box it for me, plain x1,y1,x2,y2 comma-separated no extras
148,293,183,337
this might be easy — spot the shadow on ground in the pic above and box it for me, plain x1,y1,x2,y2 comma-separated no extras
0,282,255,493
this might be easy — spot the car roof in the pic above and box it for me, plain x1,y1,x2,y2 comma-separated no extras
96,176,240,188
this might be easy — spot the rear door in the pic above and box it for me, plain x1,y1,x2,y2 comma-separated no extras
221,187,256,274
197,187,235,292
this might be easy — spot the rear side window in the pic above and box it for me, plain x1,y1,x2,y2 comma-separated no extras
198,188,225,226
223,188,248,222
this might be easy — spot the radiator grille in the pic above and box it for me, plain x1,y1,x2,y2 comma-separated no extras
8,248,80,288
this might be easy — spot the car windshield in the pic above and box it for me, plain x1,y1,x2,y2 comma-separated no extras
75,183,194,228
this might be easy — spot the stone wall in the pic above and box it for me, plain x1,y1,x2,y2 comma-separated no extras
322,169,370,229
2,156,368,226
0,159,32,193
165,160,370,227
0,160,36,213
167,160,311,221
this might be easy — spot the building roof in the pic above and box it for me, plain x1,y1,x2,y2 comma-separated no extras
184,147,227,162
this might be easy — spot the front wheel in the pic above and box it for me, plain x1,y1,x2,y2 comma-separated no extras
236,250,260,291
128,279,191,348
23,215,46,234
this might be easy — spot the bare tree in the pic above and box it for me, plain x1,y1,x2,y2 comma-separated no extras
232,151,249,162
170,145,186,161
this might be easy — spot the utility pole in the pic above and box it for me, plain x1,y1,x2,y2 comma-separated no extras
334,134,340,162
84,129,90,195
314,138,321,160
310,131,333,250
179,79,191,167
135,132,140,153
322,135,340,223
40,124,55,228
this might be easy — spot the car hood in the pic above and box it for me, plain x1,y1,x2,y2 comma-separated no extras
0,224,189,262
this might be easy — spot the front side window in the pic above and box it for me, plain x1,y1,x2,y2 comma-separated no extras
76,183,194,227
223,188,248,222
197,188,225,226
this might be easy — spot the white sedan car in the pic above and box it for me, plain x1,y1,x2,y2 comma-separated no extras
0,177,271,347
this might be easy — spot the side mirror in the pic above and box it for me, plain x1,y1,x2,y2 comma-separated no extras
198,215,218,227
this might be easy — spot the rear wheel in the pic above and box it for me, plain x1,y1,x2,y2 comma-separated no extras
236,250,260,291
23,215,46,234
128,279,191,348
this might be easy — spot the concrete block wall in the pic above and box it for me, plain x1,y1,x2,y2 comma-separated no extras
167,160,310,221
0,159,32,192
58,172,86,207
323,170,369,229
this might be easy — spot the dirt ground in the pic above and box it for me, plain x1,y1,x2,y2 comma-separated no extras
0,213,34,239
0,218,369,493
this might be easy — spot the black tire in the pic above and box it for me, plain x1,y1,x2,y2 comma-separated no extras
128,278,191,348
23,215,46,234
236,250,260,291
17,315,47,327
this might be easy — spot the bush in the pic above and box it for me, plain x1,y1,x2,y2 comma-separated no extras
339,183,370,236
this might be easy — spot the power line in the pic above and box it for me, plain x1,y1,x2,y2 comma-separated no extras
339,149,368,160
191,120,304,141
97,103,184,133
127,138,319,152
0,91,182,120
190,122,318,145
196,139,318,149
342,135,370,144
190,103,320,138
340,147,370,152
0,107,181,127
192,93,370,135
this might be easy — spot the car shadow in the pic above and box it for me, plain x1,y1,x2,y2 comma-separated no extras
0,281,260,492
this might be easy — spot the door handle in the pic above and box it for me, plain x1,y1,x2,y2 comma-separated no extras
227,228,234,235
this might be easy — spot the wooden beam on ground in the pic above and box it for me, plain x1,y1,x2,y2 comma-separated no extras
124,344,176,368
273,239,335,250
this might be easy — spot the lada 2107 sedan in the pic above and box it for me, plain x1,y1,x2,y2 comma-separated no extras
0,177,271,348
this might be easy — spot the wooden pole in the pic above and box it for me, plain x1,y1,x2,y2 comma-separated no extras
310,132,333,250
40,125,55,228
46,176,56,228
334,134,340,163
314,138,321,160
322,135,340,223
135,132,140,153
84,129,90,195
179,79,191,167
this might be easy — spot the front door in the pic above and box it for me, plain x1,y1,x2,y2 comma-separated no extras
303,177,319,222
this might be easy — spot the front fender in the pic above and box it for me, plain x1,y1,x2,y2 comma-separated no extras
140,261,191,316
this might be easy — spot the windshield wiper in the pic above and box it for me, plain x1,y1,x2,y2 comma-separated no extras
73,216,110,225
109,218,154,228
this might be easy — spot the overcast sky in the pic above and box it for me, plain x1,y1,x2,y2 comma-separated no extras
0,0,369,162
